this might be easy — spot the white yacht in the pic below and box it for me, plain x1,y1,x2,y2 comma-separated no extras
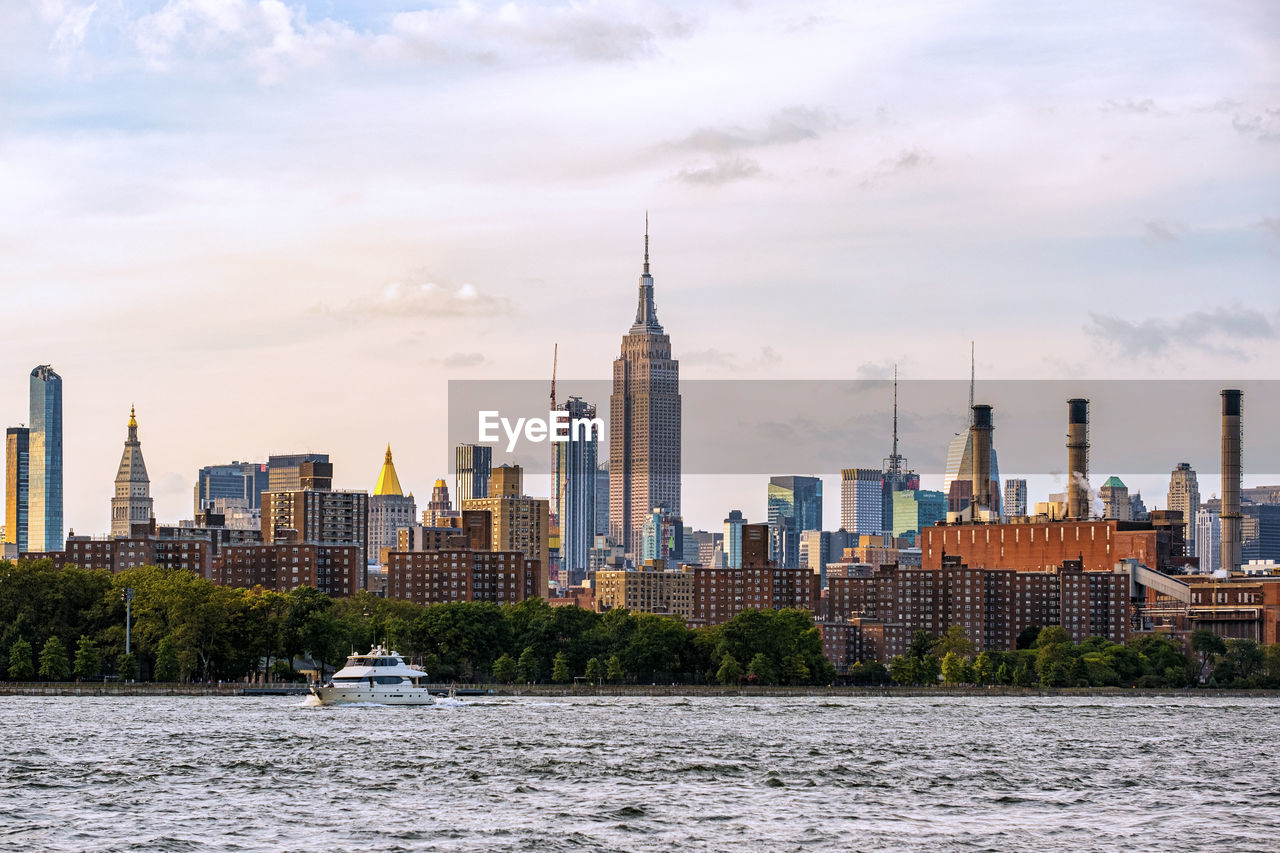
309,645,437,706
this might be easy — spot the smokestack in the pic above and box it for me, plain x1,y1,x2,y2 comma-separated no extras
970,404,993,516
1220,389,1243,573
1067,398,1090,520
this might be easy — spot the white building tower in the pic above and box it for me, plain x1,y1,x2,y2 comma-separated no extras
111,405,153,537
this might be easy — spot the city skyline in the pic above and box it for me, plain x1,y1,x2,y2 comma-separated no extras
2,1,1276,535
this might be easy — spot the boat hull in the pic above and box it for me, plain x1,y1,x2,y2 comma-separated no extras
309,685,436,706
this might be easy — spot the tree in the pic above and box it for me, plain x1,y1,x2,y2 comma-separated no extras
972,651,995,685
940,652,969,685
888,655,916,685
516,646,539,683
38,636,69,681
747,652,776,685
606,654,624,684
551,651,571,683
492,653,517,683
118,652,138,682
716,654,742,685
7,638,33,680
784,654,811,685
1035,626,1071,649
1012,661,1034,687
1016,625,1042,650
584,657,604,685
154,636,180,682
1191,629,1226,681
934,626,975,659
73,635,100,681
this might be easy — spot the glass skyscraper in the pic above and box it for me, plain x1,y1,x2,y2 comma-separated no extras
767,476,822,568
28,365,63,552
552,396,599,585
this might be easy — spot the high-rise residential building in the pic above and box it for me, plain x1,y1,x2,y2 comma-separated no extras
5,427,30,554
28,365,63,552
1196,507,1220,574
461,464,550,597
368,445,416,563
1003,479,1028,518
1167,463,1200,555
1100,476,1132,521
767,476,822,568
723,510,745,569
111,406,154,538
455,443,492,504
610,220,681,555
267,453,330,492
594,461,610,538
262,488,370,567
891,489,947,540
552,396,599,585
841,468,884,536
194,461,268,516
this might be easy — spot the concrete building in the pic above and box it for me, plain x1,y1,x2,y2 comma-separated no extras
28,365,63,552
768,475,822,568
110,406,154,538
5,427,29,554
194,461,268,516
455,443,492,504
610,220,681,555
639,505,683,565
368,445,416,565
1195,507,1220,574
1100,476,1132,521
461,464,551,597
1003,479,1028,518
841,468,884,536
552,396,599,585
1167,463,1200,555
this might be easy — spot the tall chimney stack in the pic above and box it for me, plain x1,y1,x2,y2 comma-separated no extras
970,404,993,516
1220,389,1243,573
1067,398,1090,520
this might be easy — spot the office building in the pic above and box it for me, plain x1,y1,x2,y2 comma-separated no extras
553,396,599,585
1003,479,1028,518
369,445,416,564
455,443,492,504
1195,507,1220,574
28,365,63,552
423,478,459,527
594,461,610,538
1167,463,1200,554
767,476,822,568
5,427,29,554
639,505,683,565
1100,476,1132,521
610,220,681,554
841,468,884,536
111,406,154,538
266,453,330,492
461,464,550,597
891,489,947,541
723,510,745,569
194,461,268,516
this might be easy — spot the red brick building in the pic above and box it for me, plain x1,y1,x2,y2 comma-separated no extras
920,519,1173,573
212,543,361,596
385,549,539,606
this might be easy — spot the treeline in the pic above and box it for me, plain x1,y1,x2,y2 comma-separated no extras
844,625,1280,689
0,559,834,685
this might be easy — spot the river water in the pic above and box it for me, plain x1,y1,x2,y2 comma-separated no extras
0,694,1276,851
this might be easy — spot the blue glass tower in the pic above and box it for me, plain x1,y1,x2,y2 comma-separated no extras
767,476,822,568
29,365,63,552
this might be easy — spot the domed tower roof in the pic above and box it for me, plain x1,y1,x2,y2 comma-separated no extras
373,444,404,496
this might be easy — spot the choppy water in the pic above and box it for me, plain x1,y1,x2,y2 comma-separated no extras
1,694,1277,852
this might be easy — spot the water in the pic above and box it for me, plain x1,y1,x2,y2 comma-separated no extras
1,694,1277,851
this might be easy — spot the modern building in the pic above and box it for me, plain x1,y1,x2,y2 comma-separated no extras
110,406,154,538
639,505,683,565
1100,476,1132,521
891,489,947,541
942,415,1002,516
454,443,492,504
767,476,822,568
610,220,681,555
28,365,63,552
261,487,370,568
1003,479,1028,518
368,445,416,564
553,396,599,585
194,461,268,516
594,461,610,538
841,468,884,536
723,510,745,569
1195,507,1220,574
266,453,330,492
1167,463,1200,555
4,427,29,554
800,529,856,589
461,464,551,597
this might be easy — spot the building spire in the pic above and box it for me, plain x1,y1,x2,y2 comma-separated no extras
968,341,975,426
892,364,899,462
128,404,137,430
630,212,663,334
644,210,650,275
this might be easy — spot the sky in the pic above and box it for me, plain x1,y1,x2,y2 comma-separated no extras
1,0,1278,534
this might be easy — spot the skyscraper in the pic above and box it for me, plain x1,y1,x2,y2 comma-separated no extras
111,406,154,538
1196,507,1220,574
1167,462,1200,555
28,365,63,552
1099,476,1132,521
841,468,884,535
723,510,745,569
267,453,330,492
455,443,492,504
610,218,680,554
194,461,268,516
941,348,1001,514
369,445,416,561
4,427,29,554
767,475,822,568
1003,478,1028,518
462,464,551,596
552,396,599,585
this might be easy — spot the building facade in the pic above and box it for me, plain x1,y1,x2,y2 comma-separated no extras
841,468,884,536
261,488,370,568
1003,479,1028,518
461,464,551,597
28,365,63,552
920,519,1174,573
455,443,492,504
1099,476,1132,521
610,223,681,555
1195,507,1221,574
553,396,599,585
4,427,29,554
1167,463,1200,554
386,548,538,606
194,461,267,516
723,510,745,569
891,489,947,541
768,475,822,568
594,559,695,618
111,406,154,538
368,445,416,563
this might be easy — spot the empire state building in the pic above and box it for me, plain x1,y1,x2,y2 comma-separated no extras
610,219,681,554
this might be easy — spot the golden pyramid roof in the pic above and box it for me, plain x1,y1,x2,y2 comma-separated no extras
373,444,404,496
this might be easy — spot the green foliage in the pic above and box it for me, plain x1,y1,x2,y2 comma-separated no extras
516,646,539,683
1015,625,1042,650
154,636,180,682
551,651,571,683
492,653,517,683
7,638,34,680
716,654,741,685
972,652,995,685
118,652,138,681
38,635,70,681
584,657,604,685
934,626,975,659
606,654,624,684
940,651,970,685
845,660,890,685
746,652,775,685
73,635,100,681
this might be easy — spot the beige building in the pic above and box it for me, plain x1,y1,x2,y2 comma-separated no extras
594,559,695,619
462,464,550,598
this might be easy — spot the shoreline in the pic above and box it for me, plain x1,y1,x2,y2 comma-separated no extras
1,683,1276,699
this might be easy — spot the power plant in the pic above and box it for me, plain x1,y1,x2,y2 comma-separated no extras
1219,389,1243,574
1067,398,1090,520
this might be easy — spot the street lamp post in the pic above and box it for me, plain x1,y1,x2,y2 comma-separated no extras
123,587,135,657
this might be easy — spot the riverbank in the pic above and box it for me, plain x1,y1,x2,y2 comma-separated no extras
2,682,1277,698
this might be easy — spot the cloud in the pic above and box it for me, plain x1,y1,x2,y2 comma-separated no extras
441,352,487,368
1231,107,1280,143
1086,307,1277,357
673,155,762,187
48,1,96,64
859,147,933,188
1102,98,1163,115
1142,219,1185,243
665,105,839,155
1256,218,1280,240
342,271,512,319
680,345,780,371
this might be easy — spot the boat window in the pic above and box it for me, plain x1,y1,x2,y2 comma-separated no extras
373,675,407,685
332,677,362,684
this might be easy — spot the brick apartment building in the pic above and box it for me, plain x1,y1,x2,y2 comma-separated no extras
212,543,361,596
385,549,538,606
